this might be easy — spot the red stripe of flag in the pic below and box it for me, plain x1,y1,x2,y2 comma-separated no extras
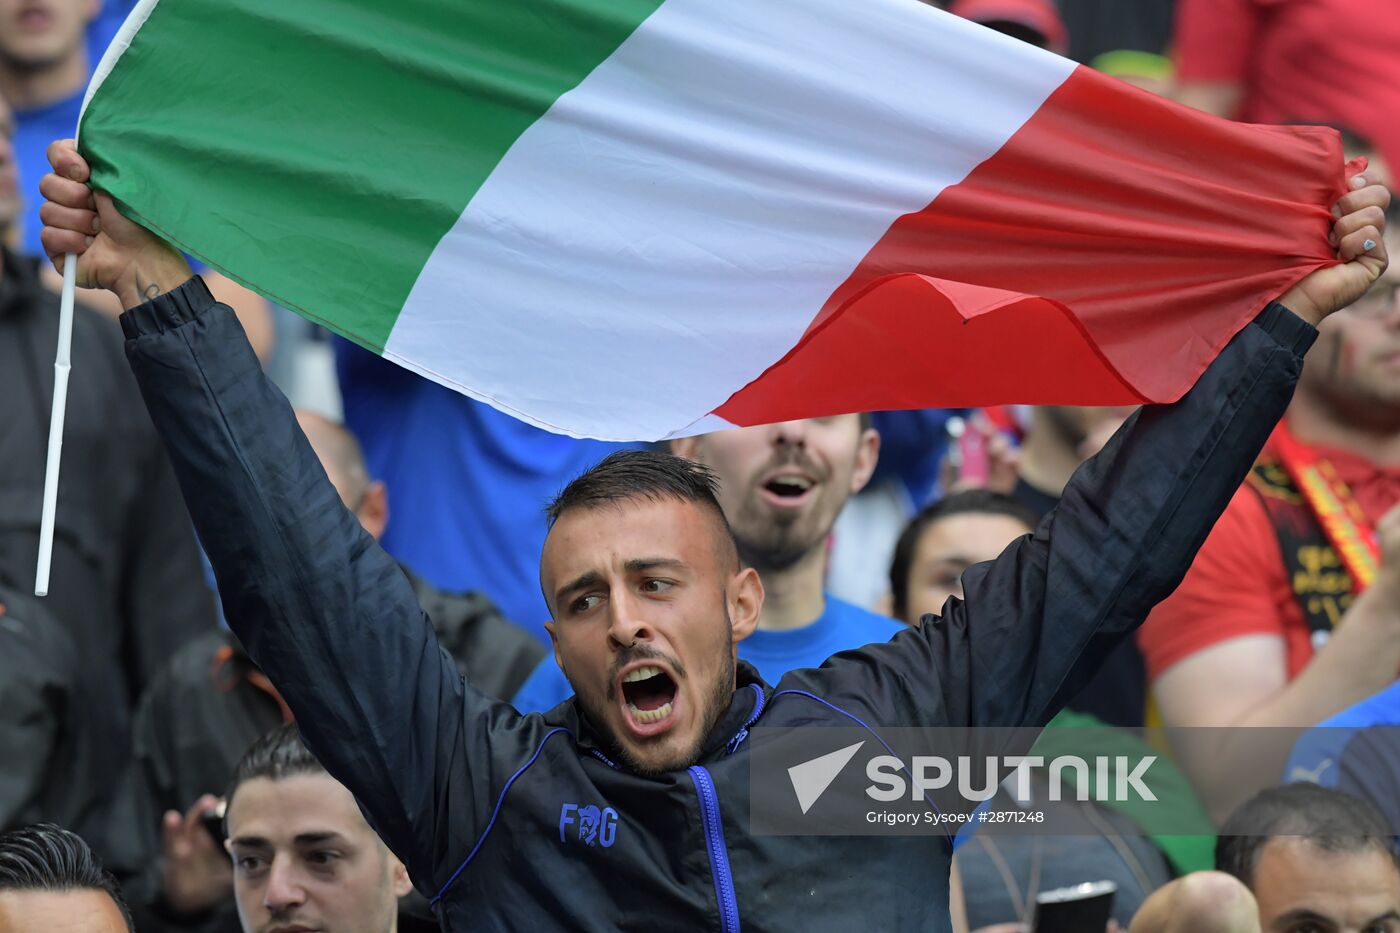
716,66,1343,426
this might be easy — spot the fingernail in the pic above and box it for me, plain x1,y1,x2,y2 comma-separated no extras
67,166,83,181
1364,239,1378,251
91,216,100,233
1352,174,1368,188
84,236,94,247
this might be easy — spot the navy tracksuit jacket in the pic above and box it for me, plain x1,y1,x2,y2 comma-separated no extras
122,278,1314,931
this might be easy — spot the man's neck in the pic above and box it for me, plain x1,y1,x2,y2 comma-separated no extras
0,53,87,111
1016,422,1080,499
1287,391,1400,467
752,545,827,632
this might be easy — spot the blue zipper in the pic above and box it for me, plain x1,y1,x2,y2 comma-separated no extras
725,683,766,754
688,765,740,933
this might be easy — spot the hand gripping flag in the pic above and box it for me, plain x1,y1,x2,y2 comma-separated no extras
78,0,1346,441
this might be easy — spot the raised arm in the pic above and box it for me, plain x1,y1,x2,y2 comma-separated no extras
796,174,1390,731
38,140,534,892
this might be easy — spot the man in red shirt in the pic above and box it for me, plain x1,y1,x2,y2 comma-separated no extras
1172,0,1400,185
1139,206,1400,822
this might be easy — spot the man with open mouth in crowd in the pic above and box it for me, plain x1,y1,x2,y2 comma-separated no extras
512,413,903,714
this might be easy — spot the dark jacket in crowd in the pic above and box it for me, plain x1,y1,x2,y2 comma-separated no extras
0,247,216,772
116,567,541,932
0,583,124,849
123,278,1313,932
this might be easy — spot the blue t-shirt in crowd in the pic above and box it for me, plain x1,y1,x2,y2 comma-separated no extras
334,339,639,643
1285,681,1400,837
511,594,904,712
14,90,82,257
12,2,135,257
1286,680,1400,788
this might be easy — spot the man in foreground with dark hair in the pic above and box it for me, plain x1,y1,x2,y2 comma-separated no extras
38,136,1390,931
0,823,134,932
1131,783,1400,933
221,724,413,933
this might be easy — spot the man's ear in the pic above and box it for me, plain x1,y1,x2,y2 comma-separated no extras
728,567,764,643
355,481,390,541
849,425,881,496
389,853,413,898
543,621,567,675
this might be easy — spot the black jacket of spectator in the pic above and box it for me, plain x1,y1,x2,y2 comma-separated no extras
0,246,215,742
0,584,124,851
122,278,1312,932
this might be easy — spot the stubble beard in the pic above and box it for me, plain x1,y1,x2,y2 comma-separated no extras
575,609,738,778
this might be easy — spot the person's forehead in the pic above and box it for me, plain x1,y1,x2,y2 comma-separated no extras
541,497,719,586
227,773,369,842
919,513,1031,560
1255,838,1400,915
0,888,127,933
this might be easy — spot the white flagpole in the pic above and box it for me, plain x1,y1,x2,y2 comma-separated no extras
34,252,77,597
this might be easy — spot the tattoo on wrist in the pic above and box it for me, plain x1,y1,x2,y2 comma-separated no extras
133,271,163,303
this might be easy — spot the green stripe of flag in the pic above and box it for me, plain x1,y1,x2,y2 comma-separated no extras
80,0,664,350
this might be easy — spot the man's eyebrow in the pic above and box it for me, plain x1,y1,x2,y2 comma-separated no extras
1271,908,1338,929
228,836,271,849
293,831,346,846
624,557,686,574
555,569,603,606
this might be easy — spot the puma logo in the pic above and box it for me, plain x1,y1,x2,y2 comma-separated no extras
1289,758,1333,784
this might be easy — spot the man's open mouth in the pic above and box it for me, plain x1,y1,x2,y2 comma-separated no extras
618,664,679,734
760,472,816,507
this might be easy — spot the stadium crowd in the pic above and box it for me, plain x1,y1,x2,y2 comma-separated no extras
1,0,1399,931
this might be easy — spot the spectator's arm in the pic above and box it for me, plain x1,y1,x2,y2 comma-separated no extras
1155,535,1400,822
1170,0,1259,119
120,280,538,894
1173,84,1246,121
949,303,1312,729
795,303,1314,731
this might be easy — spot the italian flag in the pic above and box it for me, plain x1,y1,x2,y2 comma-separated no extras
79,0,1345,441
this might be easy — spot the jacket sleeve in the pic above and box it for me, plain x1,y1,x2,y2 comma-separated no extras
119,278,541,893
786,302,1316,730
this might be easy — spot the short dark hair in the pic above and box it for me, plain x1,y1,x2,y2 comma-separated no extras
547,448,732,532
0,824,134,931
226,723,327,810
1215,784,1398,886
889,490,1038,620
